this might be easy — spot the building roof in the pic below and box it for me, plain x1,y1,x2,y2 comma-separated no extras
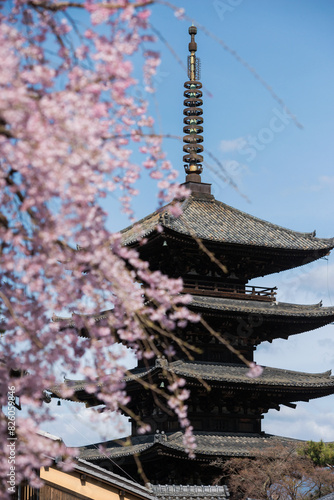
121,192,334,252
75,460,230,499
318,494,334,500
45,459,229,499
73,459,155,500
148,484,229,500
78,431,300,462
37,432,156,499
190,296,334,318
55,299,331,326
50,360,334,404
124,360,334,392
188,296,334,341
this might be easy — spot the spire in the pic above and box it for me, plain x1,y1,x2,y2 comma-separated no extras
183,26,204,184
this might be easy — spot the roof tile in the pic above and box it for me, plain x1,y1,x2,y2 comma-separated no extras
121,193,334,251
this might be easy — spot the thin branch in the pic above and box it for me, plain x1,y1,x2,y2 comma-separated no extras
200,316,253,369
0,124,14,139
179,219,228,277
27,0,154,12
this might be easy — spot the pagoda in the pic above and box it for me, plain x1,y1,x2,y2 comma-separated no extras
52,26,334,486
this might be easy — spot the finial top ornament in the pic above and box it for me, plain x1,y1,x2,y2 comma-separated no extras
183,26,203,182
187,25,200,81
188,25,197,53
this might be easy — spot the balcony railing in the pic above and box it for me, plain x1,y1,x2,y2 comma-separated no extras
183,279,277,302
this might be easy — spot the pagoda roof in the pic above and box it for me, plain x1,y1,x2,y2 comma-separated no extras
121,192,334,253
53,298,334,325
189,296,334,341
53,297,334,342
124,360,334,392
78,431,299,461
190,295,334,318
51,360,334,403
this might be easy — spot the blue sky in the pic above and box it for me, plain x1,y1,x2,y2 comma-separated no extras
42,0,334,446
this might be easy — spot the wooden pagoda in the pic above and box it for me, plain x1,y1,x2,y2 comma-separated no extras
52,26,334,486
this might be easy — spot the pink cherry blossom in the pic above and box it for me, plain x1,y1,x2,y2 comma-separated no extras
0,2,257,495
246,362,264,378
0,2,200,495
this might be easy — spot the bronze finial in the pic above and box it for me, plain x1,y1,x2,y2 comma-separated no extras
188,25,199,80
188,25,197,56
183,26,203,182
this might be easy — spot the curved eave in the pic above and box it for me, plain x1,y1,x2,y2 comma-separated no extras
189,295,334,318
78,431,300,462
120,194,334,254
49,379,105,404
128,228,332,280
189,296,334,340
125,361,334,395
52,297,334,343
55,361,334,405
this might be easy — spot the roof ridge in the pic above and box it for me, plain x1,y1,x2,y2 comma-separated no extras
121,196,193,234
191,295,334,314
262,366,333,378
170,360,333,378
75,459,153,496
212,198,334,242
120,208,162,235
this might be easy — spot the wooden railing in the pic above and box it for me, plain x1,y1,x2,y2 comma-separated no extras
183,279,277,302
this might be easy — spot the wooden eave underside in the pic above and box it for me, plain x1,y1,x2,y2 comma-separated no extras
51,361,334,406
188,296,334,342
120,192,334,280
130,228,332,279
53,296,334,342
78,431,300,462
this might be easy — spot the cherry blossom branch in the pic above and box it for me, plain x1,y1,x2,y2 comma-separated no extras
0,291,44,349
27,0,155,12
0,119,14,139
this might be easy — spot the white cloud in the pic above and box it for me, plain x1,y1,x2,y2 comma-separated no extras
263,399,334,442
259,259,334,307
40,399,130,447
219,137,247,153
282,264,333,306
319,175,334,188
256,324,334,373
301,175,334,193
309,175,334,191
256,255,334,443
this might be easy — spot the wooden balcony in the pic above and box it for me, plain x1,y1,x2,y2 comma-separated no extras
183,279,277,302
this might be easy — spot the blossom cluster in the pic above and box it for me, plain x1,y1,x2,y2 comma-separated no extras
0,1,194,496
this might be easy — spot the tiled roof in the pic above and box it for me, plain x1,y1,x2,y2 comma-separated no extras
51,360,334,398
162,361,334,389
190,296,334,318
148,484,229,500
79,433,158,460
51,378,104,395
78,431,299,461
74,460,155,500
121,193,334,251
318,494,334,500
52,309,111,326
124,360,334,390
52,298,334,328
76,459,230,499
